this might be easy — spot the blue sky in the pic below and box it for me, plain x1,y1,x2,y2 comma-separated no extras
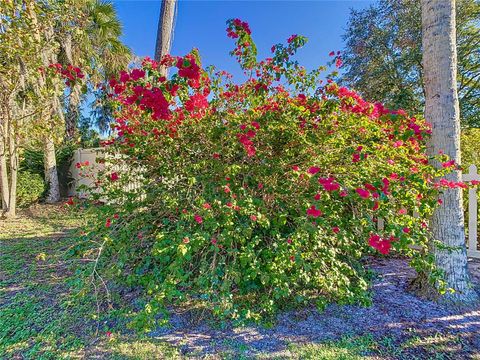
112,1,375,78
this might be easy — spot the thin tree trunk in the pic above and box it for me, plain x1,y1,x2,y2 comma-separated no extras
154,0,177,77
5,121,18,218
0,116,10,213
422,0,478,303
0,79,16,216
0,91,20,218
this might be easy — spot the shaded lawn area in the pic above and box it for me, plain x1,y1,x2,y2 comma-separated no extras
0,204,98,359
0,204,479,359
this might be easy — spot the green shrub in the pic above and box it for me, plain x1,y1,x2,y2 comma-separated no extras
16,171,45,208
20,144,75,196
20,148,44,176
73,19,457,329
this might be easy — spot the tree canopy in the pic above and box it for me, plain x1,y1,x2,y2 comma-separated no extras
341,0,480,128
0,0,130,216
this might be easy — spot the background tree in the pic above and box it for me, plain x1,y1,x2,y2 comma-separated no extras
0,0,129,216
0,0,58,214
342,0,480,128
25,0,65,203
422,0,478,303
56,0,131,141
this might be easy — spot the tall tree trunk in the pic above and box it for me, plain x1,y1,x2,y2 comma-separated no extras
422,0,478,303
62,32,79,142
44,93,63,203
44,137,60,203
154,0,177,77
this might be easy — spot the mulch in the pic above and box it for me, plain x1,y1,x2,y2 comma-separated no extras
150,257,480,358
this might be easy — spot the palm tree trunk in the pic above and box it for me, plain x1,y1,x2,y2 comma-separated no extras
155,0,177,77
42,99,62,203
44,93,63,203
62,32,80,142
422,0,478,303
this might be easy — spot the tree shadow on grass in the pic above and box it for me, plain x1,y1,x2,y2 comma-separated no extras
0,228,99,359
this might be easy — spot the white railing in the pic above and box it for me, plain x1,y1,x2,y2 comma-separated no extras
463,164,479,258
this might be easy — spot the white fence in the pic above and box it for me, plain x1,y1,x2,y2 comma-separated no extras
463,164,480,258
68,148,105,197
68,148,144,200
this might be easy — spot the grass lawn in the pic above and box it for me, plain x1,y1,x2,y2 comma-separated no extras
0,204,476,359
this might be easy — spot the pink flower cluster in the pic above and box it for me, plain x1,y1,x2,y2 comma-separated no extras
226,18,251,39
236,121,260,157
368,234,397,255
48,63,84,86
434,178,468,189
176,54,203,89
318,177,340,192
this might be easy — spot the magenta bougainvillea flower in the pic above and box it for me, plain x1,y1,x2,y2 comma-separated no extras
368,234,391,255
306,205,323,218
194,214,203,224
356,188,370,199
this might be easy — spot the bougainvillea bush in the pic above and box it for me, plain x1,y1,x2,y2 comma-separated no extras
74,19,458,328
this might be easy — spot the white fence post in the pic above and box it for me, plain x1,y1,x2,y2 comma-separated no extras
463,164,480,258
